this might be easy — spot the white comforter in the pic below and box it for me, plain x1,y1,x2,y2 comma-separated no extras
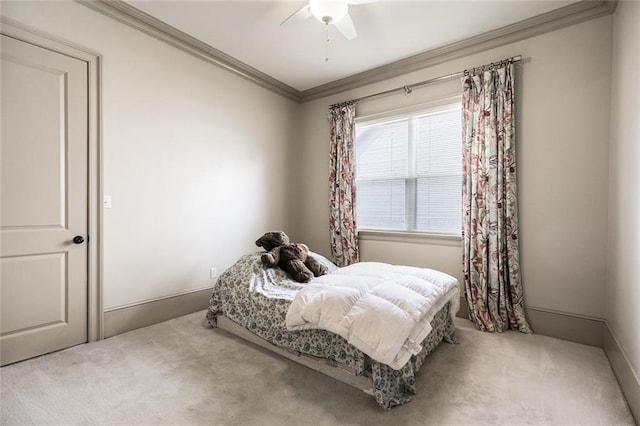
285,262,459,370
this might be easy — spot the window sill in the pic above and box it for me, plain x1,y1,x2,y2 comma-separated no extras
358,230,462,247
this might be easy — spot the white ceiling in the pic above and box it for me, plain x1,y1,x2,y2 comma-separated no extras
125,0,577,91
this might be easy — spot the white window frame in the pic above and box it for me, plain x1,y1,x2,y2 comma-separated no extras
355,96,463,245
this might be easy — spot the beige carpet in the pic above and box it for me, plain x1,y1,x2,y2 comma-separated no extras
0,311,634,426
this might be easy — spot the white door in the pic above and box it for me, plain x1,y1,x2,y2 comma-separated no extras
1,34,89,366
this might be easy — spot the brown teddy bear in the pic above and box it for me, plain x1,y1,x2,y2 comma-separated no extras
255,231,328,283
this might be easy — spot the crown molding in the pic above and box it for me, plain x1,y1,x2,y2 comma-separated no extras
76,0,617,104
76,0,302,102
300,0,618,102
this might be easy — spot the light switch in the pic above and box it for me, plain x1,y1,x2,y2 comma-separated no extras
104,195,112,209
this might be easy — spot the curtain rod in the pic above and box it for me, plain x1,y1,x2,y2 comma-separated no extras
332,55,522,108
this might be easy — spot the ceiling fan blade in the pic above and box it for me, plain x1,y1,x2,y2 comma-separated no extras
280,5,313,27
334,13,357,40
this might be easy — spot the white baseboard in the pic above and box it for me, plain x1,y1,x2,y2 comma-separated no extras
457,297,605,347
603,322,640,423
103,288,213,338
525,306,605,347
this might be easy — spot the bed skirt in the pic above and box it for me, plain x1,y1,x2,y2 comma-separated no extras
206,253,456,410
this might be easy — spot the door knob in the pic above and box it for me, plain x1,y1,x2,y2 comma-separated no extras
73,236,85,244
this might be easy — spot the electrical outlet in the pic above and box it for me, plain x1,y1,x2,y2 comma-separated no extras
210,268,217,280
103,195,112,209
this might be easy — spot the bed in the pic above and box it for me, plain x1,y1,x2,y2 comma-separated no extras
206,252,459,410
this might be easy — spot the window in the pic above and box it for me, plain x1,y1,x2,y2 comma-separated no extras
355,102,462,235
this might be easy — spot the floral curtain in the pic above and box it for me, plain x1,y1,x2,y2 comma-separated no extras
328,102,359,267
461,62,532,334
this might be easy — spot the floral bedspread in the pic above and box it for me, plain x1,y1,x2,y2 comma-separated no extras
206,253,456,410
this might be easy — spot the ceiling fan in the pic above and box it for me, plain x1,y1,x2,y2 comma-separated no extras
280,0,370,41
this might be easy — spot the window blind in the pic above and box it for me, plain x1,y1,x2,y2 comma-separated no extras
355,105,462,235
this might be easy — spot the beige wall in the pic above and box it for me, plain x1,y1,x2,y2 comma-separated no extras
608,0,640,391
1,2,626,339
296,16,613,319
1,1,299,310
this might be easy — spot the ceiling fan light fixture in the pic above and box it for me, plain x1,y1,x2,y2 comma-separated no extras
309,0,348,25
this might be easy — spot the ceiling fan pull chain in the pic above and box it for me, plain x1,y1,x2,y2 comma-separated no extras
325,22,330,62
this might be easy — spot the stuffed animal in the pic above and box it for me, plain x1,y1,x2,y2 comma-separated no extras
255,231,328,283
